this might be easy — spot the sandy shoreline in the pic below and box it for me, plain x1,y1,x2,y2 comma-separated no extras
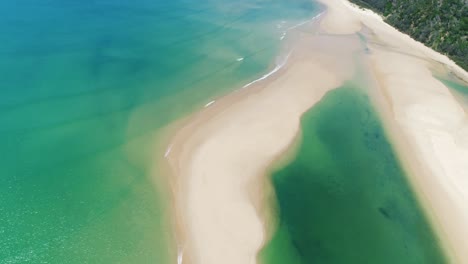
317,0,468,262
163,0,468,263
166,26,362,264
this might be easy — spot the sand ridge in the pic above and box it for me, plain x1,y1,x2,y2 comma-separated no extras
316,0,468,262
165,0,468,263
166,29,362,264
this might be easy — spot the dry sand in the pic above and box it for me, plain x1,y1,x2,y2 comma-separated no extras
166,29,361,264
165,0,468,263
316,0,468,262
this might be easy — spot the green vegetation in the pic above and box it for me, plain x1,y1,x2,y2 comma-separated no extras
349,0,468,71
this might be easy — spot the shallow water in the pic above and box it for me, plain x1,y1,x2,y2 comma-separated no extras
439,78,468,110
260,85,447,264
0,0,320,263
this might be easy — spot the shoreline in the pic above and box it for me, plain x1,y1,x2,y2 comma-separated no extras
162,0,468,263
165,22,362,264
315,0,468,262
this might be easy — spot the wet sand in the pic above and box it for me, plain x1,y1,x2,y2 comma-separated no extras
165,28,361,264
316,0,468,262
165,0,468,263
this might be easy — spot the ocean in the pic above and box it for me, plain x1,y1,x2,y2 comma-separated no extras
0,0,318,263
1,0,450,263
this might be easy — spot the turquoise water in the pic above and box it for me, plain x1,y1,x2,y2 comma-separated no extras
260,85,447,263
0,0,320,263
439,78,468,110
439,78,468,95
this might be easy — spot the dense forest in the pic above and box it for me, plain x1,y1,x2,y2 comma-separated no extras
348,0,467,71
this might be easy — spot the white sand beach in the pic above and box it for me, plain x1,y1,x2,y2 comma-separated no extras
317,0,468,262
165,0,468,263
166,31,361,264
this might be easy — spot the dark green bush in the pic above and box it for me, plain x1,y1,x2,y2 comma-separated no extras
349,0,468,71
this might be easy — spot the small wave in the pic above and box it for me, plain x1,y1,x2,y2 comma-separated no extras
242,49,293,89
177,246,184,264
204,100,215,107
241,12,325,89
286,11,324,31
164,144,173,158
280,32,286,40
241,64,282,89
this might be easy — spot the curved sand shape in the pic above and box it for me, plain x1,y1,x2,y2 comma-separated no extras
167,29,361,264
166,0,468,263
316,0,468,262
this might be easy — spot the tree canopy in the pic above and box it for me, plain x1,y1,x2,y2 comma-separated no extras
350,0,467,71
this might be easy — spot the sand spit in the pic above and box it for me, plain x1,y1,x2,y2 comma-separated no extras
316,0,468,262
164,0,468,263
166,29,362,264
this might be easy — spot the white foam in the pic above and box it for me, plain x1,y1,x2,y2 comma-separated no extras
204,100,215,107
241,66,280,88
177,247,184,264
286,12,324,31
242,50,293,89
164,144,173,158
280,32,286,40
241,12,325,89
